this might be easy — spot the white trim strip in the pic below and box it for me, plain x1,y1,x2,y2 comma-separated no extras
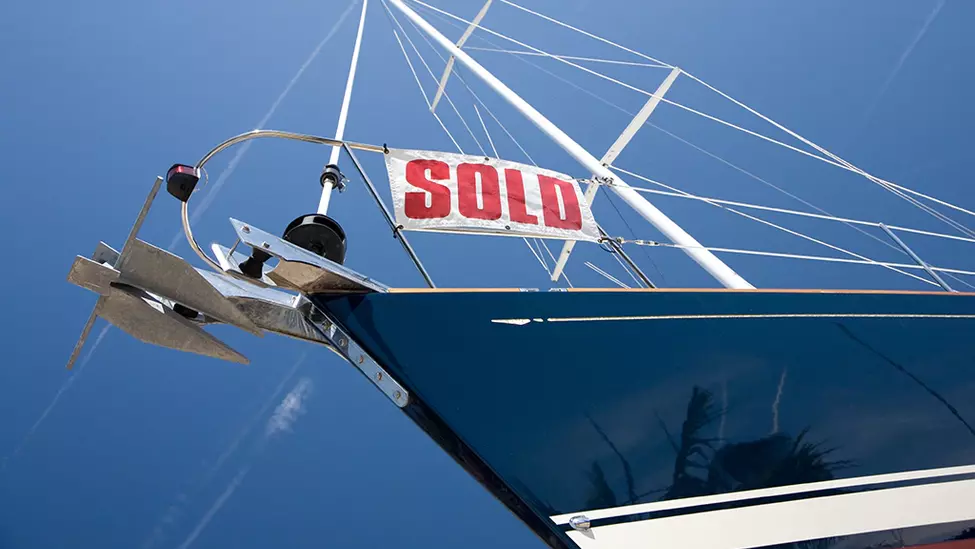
491,318,530,325
550,313,975,322
493,313,975,326
551,463,975,524
566,478,975,549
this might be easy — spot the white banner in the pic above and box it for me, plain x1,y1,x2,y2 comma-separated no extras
384,148,600,242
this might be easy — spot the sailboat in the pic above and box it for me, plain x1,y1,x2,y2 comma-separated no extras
64,1,975,548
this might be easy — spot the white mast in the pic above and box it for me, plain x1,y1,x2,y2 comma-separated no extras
319,0,370,215
386,0,753,289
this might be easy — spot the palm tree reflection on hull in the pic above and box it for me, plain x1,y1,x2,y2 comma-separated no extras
585,386,851,548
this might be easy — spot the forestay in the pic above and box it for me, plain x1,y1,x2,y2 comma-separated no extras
384,148,600,242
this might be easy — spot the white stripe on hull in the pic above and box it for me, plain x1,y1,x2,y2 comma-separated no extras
566,478,975,549
492,313,975,325
551,463,975,524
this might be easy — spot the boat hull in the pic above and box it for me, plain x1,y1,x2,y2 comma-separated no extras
313,288,975,549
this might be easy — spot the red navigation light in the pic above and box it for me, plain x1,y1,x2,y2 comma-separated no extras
166,164,200,202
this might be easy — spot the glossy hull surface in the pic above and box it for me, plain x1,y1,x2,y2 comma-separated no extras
313,289,975,548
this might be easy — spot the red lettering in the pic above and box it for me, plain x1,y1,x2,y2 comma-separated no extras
538,175,582,230
404,159,451,219
457,163,502,220
504,169,538,225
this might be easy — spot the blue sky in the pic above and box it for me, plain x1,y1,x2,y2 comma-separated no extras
1,0,973,547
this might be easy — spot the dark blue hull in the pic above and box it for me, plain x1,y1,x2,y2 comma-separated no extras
313,288,975,549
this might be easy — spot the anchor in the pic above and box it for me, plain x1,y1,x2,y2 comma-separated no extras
64,132,417,408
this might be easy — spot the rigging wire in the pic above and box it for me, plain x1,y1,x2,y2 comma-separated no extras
384,1,486,155
497,0,674,68
414,0,975,289
396,12,487,155
599,166,940,287
605,177,939,287
524,236,553,275
398,11,543,162
644,123,905,255
456,64,537,164
385,1,574,285
682,71,975,237
460,75,566,282
415,3,938,286
409,8,537,162
585,261,630,288
410,0,975,241
607,165,975,292
472,103,498,158
605,166,975,245
945,272,975,292
413,3,663,285
403,0,974,289
472,90,559,278
464,47,671,68
607,246,644,287
603,188,667,284
407,0,846,168
399,13,580,287
495,0,975,226
502,0,975,240
405,2,885,210
458,30,971,262
621,240,975,278
384,7,464,152
472,99,559,277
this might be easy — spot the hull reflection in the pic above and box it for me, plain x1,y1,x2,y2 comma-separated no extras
314,288,975,549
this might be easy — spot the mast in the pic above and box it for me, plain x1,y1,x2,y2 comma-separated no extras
386,0,754,289
319,0,370,215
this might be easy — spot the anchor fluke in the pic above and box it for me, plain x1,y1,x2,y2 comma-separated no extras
66,240,254,366
114,239,262,335
96,283,249,364
65,176,252,368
